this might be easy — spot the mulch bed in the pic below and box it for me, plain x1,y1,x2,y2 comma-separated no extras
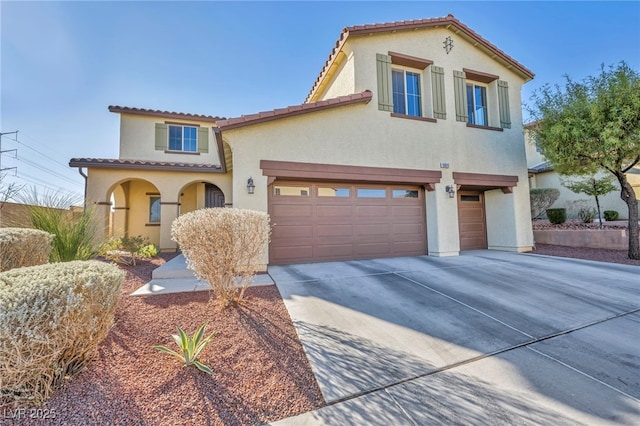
2,253,324,425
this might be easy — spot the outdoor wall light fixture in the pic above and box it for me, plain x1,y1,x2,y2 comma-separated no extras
445,185,456,198
247,177,255,195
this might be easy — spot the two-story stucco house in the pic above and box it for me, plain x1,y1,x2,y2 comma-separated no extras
71,15,535,266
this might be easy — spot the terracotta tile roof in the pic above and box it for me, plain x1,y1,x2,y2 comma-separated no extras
108,106,225,122
69,158,224,173
306,14,535,102
216,90,372,131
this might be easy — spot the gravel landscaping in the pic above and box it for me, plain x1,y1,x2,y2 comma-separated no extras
1,253,323,425
2,241,636,425
532,243,640,266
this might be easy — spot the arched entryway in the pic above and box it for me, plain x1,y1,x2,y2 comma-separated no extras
205,183,225,208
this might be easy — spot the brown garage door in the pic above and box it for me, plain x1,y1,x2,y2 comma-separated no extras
458,190,487,250
268,182,427,264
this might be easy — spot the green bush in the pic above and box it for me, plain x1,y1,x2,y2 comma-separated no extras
0,228,54,272
0,261,124,406
603,210,619,221
99,235,158,265
154,324,215,375
546,208,567,224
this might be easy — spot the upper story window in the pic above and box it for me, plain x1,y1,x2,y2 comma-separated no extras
392,69,422,117
466,83,488,126
454,68,511,130
169,125,198,152
154,123,209,154
376,52,441,121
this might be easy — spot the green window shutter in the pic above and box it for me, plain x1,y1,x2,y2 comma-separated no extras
431,66,446,119
453,70,468,122
376,53,393,112
498,80,511,129
155,123,168,151
197,127,209,153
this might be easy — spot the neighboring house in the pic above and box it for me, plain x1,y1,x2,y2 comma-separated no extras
525,125,640,220
71,15,536,266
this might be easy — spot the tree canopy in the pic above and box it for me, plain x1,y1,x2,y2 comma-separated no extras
529,62,640,259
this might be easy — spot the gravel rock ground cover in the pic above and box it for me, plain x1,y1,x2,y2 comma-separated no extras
1,253,324,425
532,243,640,266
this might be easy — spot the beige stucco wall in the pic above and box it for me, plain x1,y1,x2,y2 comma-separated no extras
224,105,532,258
319,49,356,101
524,129,546,167
533,171,630,220
118,114,222,165
85,168,231,250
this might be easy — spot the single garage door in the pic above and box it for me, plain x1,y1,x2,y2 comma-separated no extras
268,181,427,264
458,190,487,250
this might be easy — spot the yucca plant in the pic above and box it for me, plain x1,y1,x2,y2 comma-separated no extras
153,324,215,374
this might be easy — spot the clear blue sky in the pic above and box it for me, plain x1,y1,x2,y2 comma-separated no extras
1,1,639,199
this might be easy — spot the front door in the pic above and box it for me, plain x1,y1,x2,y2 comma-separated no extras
205,184,225,208
457,190,487,250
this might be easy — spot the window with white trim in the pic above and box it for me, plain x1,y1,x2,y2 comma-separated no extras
392,69,422,117
168,125,197,152
149,197,161,223
466,83,488,126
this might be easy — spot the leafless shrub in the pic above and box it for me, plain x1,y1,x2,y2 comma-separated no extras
0,228,54,272
171,208,270,306
0,261,125,406
530,188,560,219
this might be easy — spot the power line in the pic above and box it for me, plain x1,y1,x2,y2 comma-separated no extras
17,155,82,186
9,131,77,174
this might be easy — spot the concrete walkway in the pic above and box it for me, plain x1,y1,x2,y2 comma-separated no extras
130,254,273,296
269,251,640,425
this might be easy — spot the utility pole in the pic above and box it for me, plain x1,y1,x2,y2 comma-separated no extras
0,130,19,175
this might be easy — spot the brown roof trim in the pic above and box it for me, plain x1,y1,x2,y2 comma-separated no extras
108,105,225,123
217,91,372,131
212,128,227,173
69,158,225,173
261,160,442,187
453,172,519,194
389,51,433,70
463,68,499,84
306,14,534,102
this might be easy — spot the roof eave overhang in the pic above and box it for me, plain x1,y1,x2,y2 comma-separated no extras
69,159,225,173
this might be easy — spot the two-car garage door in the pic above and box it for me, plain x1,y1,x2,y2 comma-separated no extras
268,181,427,265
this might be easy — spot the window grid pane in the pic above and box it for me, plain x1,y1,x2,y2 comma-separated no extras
406,72,422,117
357,188,387,198
169,125,182,150
474,86,487,126
149,197,161,223
183,126,197,152
392,70,406,115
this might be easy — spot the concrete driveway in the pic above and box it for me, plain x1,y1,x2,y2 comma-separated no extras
268,251,640,425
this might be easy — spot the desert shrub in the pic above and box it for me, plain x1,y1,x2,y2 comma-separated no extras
565,199,591,220
18,189,100,262
0,261,125,406
530,188,560,219
0,228,54,272
100,235,158,265
604,210,619,221
578,207,596,223
546,208,567,224
171,208,270,306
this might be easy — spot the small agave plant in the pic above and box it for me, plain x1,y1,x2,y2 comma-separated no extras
154,324,215,374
